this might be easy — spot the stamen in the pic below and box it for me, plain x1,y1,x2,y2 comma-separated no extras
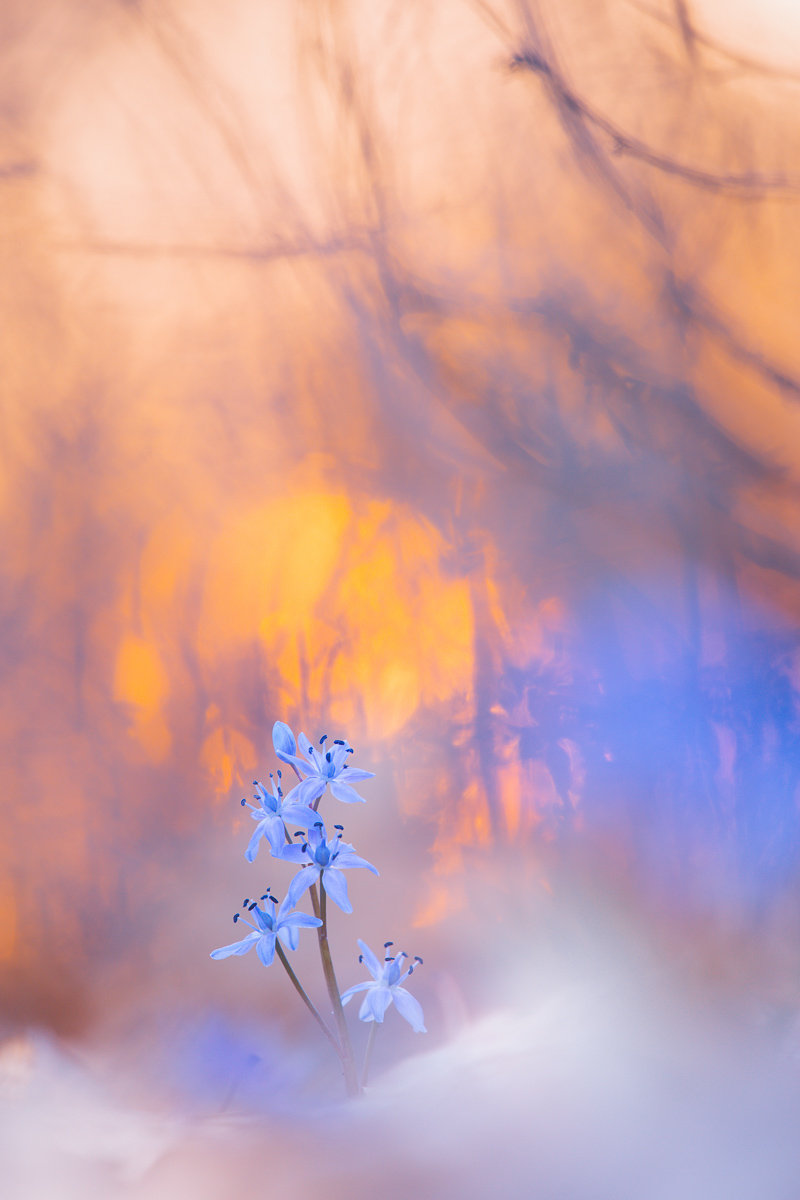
294,831,305,837
314,821,324,828
240,798,246,806
358,954,363,963
249,902,258,911
346,747,354,754
233,913,239,923
414,956,423,964
319,734,328,744
277,770,282,778
384,941,394,947
326,751,332,762
301,843,308,853
334,824,344,830
243,899,250,906
260,894,269,900
333,739,345,745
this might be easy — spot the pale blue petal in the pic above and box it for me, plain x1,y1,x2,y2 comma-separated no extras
277,924,299,951
279,802,318,828
340,981,373,1004
297,732,319,766
307,825,328,855
358,993,376,1021
276,894,297,924
385,954,407,986
295,776,327,806
276,752,314,776
265,819,288,857
252,906,273,933
256,934,277,967
333,851,379,875
392,987,427,1032
329,780,367,804
357,939,382,981
286,865,320,908
364,986,393,1023
279,780,304,804
280,911,323,929
320,868,351,913
210,932,260,958
330,744,350,772
273,721,297,761
244,821,269,863
339,767,375,782
278,843,308,864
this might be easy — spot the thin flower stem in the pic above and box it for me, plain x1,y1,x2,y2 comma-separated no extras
287,756,360,1096
275,941,344,1061
361,1019,379,1087
315,879,360,1097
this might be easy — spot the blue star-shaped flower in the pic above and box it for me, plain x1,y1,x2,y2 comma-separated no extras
241,774,318,862
278,820,378,914
210,894,321,967
340,940,426,1031
272,721,375,807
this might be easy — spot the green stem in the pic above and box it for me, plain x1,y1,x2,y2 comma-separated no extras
314,878,360,1097
361,1019,379,1087
275,941,343,1061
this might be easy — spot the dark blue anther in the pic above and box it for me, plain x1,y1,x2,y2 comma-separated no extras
243,899,250,906
358,954,363,963
333,739,345,745
326,751,332,762
249,902,258,911
384,941,394,947
314,821,323,828
233,913,239,923
346,747,354,754
261,894,269,900
301,843,308,853
414,956,423,964
240,798,246,806
319,734,328,744
334,824,344,830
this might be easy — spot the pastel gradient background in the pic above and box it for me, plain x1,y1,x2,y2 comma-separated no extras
2,2,800,1196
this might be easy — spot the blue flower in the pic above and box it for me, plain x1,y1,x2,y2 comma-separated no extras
278,821,378,914
272,721,375,807
340,940,426,1032
241,773,318,863
210,893,322,967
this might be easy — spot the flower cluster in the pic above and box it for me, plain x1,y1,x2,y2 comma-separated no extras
211,720,427,1094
